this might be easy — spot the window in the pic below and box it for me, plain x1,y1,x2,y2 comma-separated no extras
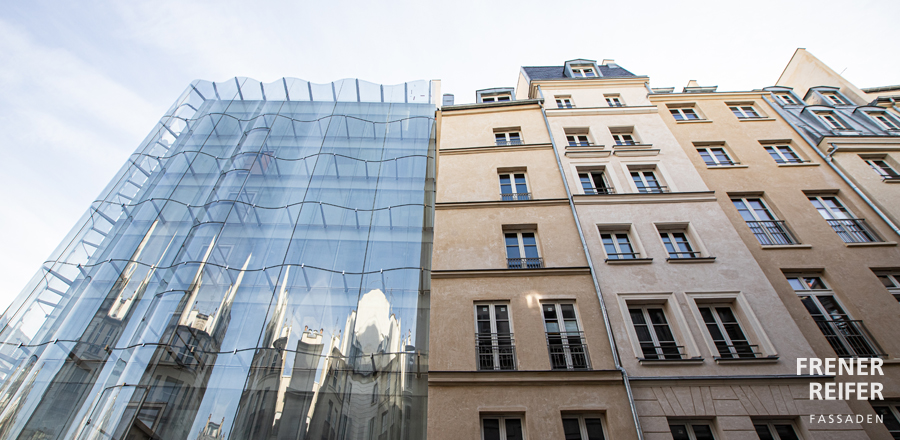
475,303,516,370
499,173,530,201
562,415,606,440
567,134,591,147
629,307,682,359
788,275,881,358
631,170,665,193
605,95,623,107
601,231,638,259
869,111,900,130
481,416,524,440
775,93,799,105
556,96,575,108
571,66,596,77
754,421,800,440
822,92,847,105
696,146,736,166
542,303,590,370
699,305,757,358
482,94,511,103
764,145,804,164
816,111,849,130
875,272,900,302
870,403,900,439
669,107,701,121
670,422,716,440
808,196,880,243
730,105,761,119
865,158,900,180
494,130,522,146
579,170,613,195
505,231,541,269
381,411,389,434
731,197,797,245
660,231,698,259
612,133,635,146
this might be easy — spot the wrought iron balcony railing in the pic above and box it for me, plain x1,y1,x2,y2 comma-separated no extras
583,187,615,195
495,140,524,146
476,333,517,371
500,192,531,201
746,220,799,245
825,218,881,243
813,319,885,358
705,160,740,167
639,343,688,360
605,252,641,260
712,343,763,359
507,257,544,269
636,185,668,194
546,331,591,370
666,251,702,259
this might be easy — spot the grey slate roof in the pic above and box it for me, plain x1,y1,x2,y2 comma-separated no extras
522,65,637,80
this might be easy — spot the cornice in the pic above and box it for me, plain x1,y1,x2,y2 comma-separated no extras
440,100,542,115
430,266,592,279
428,369,623,385
819,136,900,149
435,198,569,210
648,91,770,102
573,191,717,205
439,143,553,155
545,105,658,116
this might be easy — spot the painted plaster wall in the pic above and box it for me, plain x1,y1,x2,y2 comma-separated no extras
831,149,900,228
438,104,549,150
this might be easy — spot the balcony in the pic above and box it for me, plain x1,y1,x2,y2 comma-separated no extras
507,258,544,269
813,319,885,358
583,187,615,195
476,333,517,371
825,218,881,243
746,220,799,245
639,343,688,360
500,192,531,201
546,331,591,370
635,185,668,194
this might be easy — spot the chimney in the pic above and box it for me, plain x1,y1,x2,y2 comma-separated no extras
442,94,455,106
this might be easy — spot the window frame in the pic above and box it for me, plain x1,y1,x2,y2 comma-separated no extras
504,230,541,269
561,414,608,440
630,169,666,193
481,415,524,440
775,93,799,105
498,172,530,201
753,420,802,440
822,92,848,106
482,94,511,103
571,66,597,77
874,272,900,302
808,195,881,243
556,96,575,108
815,111,850,130
669,420,718,440
600,230,639,260
867,111,900,130
865,158,900,180
579,168,613,195
870,402,900,439
731,197,798,245
567,134,591,147
729,105,761,119
696,146,736,166
494,130,523,146
698,304,758,359
763,144,805,164
659,230,698,259
605,95,624,107
474,302,516,371
542,302,590,370
628,306,683,360
669,106,702,121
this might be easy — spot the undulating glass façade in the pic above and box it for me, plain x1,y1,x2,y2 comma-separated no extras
0,77,436,440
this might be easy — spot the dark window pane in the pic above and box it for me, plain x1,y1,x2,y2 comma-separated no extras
562,418,582,440
584,418,605,440
670,424,690,440
483,419,501,440
504,418,523,440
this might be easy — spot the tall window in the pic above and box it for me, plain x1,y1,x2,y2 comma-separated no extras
601,231,638,259
629,307,682,359
556,96,574,108
605,95,623,107
816,112,849,130
475,303,515,370
865,159,900,180
543,303,590,370
729,105,760,119
579,170,612,195
499,173,529,201
869,112,900,130
505,232,541,269
731,197,797,245
753,421,800,440
809,196,880,243
562,415,606,440
875,272,900,302
775,93,798,105
788,275,881,358
764,145,804,164
660,231,697,259
696,147,735,166
669,107,700,121
571,66,596,77
494,131,522,146
631,170,665,193
481,416,524,440
699,305,757,358
870,403,900,439
670,422,716,440
567,134,591,147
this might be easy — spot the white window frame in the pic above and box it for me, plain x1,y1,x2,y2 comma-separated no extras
822,92,848,105
669,107,701,121
816,111,849,130
628,306,682,359
696,146,735,166
605,95,623,107
808,195,854,219
579,169,612,195
669,421,718,440
556,96,574,108
868,111,900,130
729,105,761,119
865,158,900,180
561,415,608,440
498,172,529,200
481,415,524,440
571,66,596,77
567,134,591,147
875,272,900,302
482,94,511,103
475,303,516,370
753,421,802,440
600,230,639,260
775,93,799,105
612,133,636,146
494,130,522,146
763,145,804,164
504,230,540,268
698,304,757,358
630,169,665,193
659,230,698,259
731,197,797,245
542,302,590,370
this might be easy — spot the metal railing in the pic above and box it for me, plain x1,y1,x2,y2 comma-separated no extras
639,344,687,360
605,252,642,260
826,218,881,243
666,251,702,259
500,192,531,201
713,343,763,359
507,257,544,269
706,160,740,167
813,319,885,358
746,220,799,245
476,333,517,371
495,140,524,146
567,142,594,147
546,331,591,370
583,187,615,195
775,157,808,164
636,185,668,194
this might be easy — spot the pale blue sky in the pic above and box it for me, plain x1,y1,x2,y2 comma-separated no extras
0,0,898,312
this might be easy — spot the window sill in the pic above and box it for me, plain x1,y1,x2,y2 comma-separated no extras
845,241,897,248
714,356,779,364
666,257,716,263
675,119,712,124
776,162,819,167
707,164,748,169
639,357,704,366
737,117,776,122
761,244,812,250
605,258,653,265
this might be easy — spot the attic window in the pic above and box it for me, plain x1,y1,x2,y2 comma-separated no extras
571,66,596,78
482,94,512,103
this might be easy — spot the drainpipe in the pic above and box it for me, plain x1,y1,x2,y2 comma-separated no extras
537,85,644,440
763,95,900,238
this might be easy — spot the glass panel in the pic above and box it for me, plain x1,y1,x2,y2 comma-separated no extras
504,418,523,440
584,418,605,440
754,424,775,440
483,419,501,440
774,424,799,440
670,424,690,440
692,424,715,440
562,418,582,440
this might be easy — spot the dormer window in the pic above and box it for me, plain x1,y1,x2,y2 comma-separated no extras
571,66,596,77
775,93,799,105
482,94,511,103
868,111,900,130
822,92,848,106
815,111,849,130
